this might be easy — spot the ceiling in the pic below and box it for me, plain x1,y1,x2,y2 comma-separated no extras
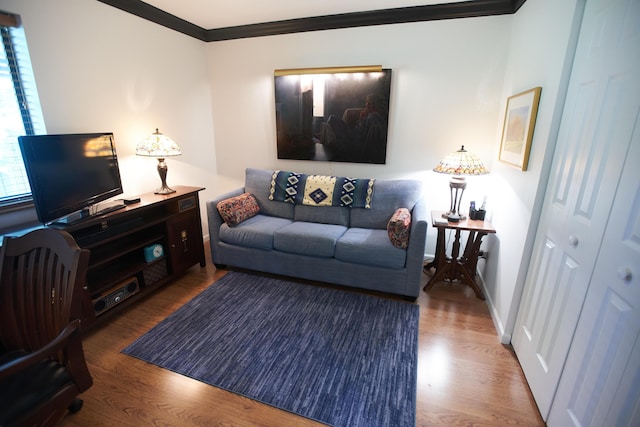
97,0,526,42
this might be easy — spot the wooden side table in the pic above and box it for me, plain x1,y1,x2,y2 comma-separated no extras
423,210,496,299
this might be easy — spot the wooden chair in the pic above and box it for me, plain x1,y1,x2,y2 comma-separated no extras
0,228,93,427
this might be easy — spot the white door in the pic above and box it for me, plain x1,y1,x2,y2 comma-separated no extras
548,106,640,427
512,0,640,420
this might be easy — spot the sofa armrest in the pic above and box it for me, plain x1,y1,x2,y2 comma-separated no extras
405,197,428,297
206,187,245,264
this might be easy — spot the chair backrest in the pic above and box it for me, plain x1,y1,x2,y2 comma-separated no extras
0,228,90,354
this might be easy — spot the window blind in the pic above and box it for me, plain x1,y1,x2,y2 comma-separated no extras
0,17,46,206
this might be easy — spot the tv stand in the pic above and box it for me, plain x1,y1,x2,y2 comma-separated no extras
91,202,127,217
52,201,127,226
53,186,206,327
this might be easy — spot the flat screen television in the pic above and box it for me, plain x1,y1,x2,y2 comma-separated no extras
19,132,124,225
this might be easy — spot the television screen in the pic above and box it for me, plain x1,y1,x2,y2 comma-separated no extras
19,132,124,225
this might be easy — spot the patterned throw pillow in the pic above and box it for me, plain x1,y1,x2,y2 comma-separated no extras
387,208,411,249
217,193,260,225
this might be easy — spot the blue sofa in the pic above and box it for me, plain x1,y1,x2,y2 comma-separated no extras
206,168,428,298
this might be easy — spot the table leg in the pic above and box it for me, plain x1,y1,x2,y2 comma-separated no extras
457,231,487,299
458,260,485,299
462,231,477,261
424,260,455,291
466,232,487,280
424,228,488,300
451,229,461,260
424,228,463,291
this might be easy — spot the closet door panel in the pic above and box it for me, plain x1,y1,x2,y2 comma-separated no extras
513,0,639,419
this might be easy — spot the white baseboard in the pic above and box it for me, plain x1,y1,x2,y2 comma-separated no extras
477,270,511,344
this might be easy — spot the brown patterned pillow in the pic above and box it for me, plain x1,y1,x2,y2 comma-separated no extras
387,208,411,249
217,193,260,225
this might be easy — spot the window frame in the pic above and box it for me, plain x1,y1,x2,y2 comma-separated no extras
0,11,45,232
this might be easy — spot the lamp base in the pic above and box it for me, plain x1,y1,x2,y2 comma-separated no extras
154,185,176,195
154,157,176,194
442,175,467,223
442,211,466,223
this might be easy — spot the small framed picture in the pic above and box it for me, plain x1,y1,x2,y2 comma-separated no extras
498,87,542,171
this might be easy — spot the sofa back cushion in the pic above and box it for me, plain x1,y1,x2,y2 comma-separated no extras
245,168,423,230
350,179,423,229
245,168,294,219
294,205,350,226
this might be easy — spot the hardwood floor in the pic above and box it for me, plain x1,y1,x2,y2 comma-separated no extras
61,252,544,427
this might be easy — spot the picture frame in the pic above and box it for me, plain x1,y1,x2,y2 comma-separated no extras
498,87,542,171
274,66,392,164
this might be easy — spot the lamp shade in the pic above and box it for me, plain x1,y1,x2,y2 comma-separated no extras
135,128,181,157
433,145,488,176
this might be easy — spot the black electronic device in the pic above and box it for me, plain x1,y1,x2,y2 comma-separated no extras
92,277,139,316
18,132,124,225
123,197,140,205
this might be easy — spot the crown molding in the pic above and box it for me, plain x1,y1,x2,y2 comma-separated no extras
97,0,207,40
97,0,527,42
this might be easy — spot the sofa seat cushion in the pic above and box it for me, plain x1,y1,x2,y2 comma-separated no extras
219,214,292,250
335,228,406,269
273,221,347,257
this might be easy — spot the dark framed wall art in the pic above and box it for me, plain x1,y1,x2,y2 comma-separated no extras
274,66,392,164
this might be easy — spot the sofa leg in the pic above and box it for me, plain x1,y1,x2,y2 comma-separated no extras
214,263,227,270
403,295,417,303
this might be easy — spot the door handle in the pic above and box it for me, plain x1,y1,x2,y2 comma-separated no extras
618,267,633,283
569,234,579,247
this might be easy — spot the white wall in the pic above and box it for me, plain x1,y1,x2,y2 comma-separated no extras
206,17,511,257
482,0,582,341
0,0,217,230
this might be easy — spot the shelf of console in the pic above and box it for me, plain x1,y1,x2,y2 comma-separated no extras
1,186,207,325
60,186,206,327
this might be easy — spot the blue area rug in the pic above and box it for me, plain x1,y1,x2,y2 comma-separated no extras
122,271,418,427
